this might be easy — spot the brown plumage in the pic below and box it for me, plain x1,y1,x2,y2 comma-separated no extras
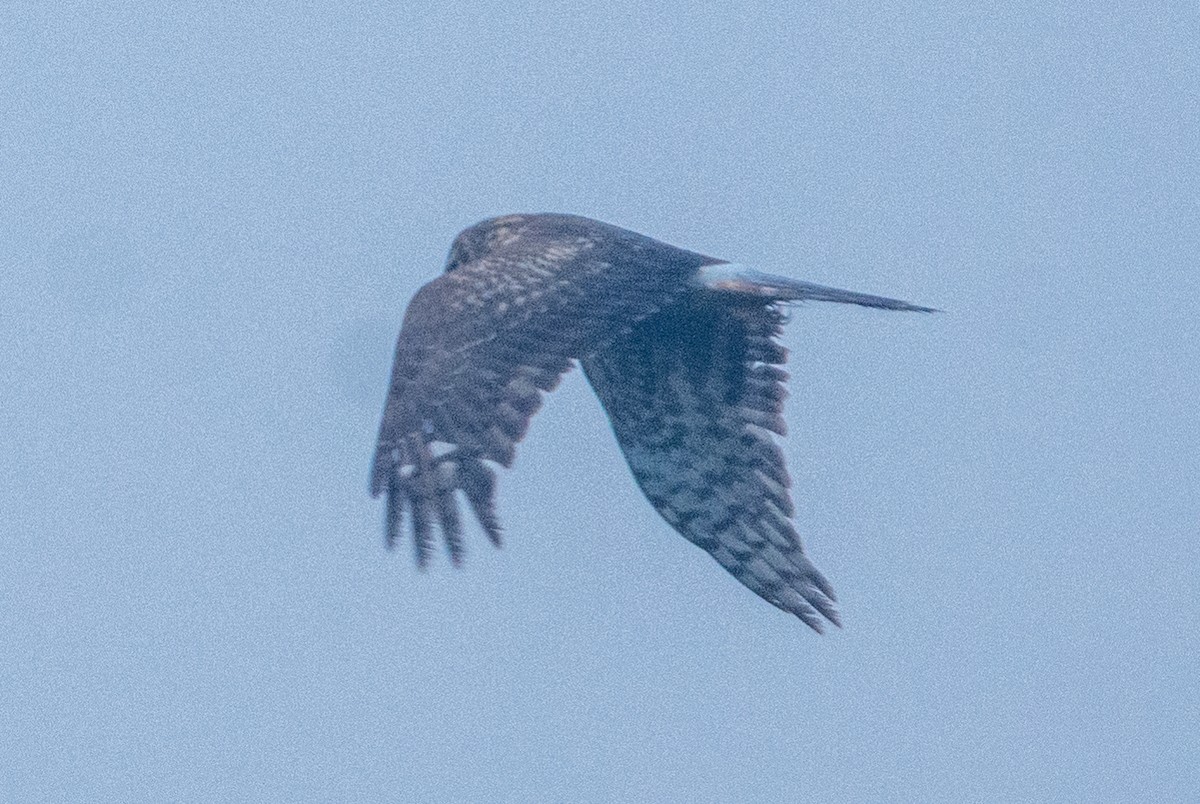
371,213,934,631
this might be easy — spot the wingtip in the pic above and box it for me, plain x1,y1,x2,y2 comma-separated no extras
486,525,504,548
798,611,826,635
796,607,842,634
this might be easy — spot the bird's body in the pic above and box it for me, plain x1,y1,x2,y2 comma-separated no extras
371,213,933,632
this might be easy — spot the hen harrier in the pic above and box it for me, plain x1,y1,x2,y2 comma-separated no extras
371,213,934,632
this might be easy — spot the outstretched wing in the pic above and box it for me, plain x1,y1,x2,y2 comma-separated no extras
371,215,712,566
581,291,841,632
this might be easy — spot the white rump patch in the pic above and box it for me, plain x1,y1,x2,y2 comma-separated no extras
692,263,772,296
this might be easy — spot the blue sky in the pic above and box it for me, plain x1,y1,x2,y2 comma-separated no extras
2,3,1197,801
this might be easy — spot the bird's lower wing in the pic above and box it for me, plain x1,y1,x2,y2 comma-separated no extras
371,323,570,566
371,242,706,567
581,292,841,632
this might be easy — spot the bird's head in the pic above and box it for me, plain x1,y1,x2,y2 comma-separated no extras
443,214,532,272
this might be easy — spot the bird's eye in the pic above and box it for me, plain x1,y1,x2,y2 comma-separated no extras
444,244,466,272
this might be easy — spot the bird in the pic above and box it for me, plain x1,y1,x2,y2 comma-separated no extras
370,213,934,632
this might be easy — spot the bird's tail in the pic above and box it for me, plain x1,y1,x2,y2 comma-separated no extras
696,263,939,313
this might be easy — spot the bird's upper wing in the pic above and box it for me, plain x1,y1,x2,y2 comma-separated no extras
581,291,841,631
371,217,709,566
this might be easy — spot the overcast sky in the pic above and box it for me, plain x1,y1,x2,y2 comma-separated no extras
3,3,1197,802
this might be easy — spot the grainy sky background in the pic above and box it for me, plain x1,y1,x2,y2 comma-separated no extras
3,3,1197,801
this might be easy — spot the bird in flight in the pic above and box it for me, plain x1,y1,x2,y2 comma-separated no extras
371,213,934,632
